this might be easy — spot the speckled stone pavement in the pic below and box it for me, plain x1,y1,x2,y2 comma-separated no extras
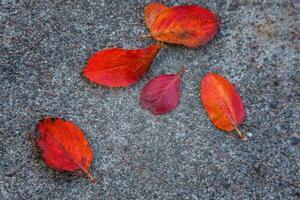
0,0,299,199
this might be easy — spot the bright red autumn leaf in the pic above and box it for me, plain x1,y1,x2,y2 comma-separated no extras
82,44,162,87
34,118,95,181
144,2,168,28
144,3,219,48
140,67,184,115
200,73,247,141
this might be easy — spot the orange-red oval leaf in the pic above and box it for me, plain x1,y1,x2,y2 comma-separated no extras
82,44,161,87
140,68,183,115
200,73,246,140
34,118,95,181
144,3,219,48
144,2,168,28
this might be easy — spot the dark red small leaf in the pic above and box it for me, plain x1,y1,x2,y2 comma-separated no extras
140,68,184,115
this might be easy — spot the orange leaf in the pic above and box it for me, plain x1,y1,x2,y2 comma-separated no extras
144,2,168,28
82,44,162,87
34,118,95,181
200,73,246,141
144,3,219,48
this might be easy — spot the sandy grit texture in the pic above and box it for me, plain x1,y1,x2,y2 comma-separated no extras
0,0,299,199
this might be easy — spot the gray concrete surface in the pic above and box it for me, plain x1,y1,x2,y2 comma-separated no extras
1,0,299,199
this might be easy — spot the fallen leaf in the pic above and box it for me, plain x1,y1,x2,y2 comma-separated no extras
34,118,95,181
140,67,184,115
82,44,162,87
144,3,219,48
200,73,247,141
144,2,168,28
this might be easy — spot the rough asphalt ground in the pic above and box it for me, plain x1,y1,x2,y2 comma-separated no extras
1,0,299,199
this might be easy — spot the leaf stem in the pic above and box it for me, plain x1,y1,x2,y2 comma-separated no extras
82,169,96,183
28,133,40,149
158,41,165,46
139,33,152,40
177,66,186,75
235,128,247,141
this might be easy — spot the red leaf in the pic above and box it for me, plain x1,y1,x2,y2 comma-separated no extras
82,44,162,87
140,68,184,115
200,73,247,141
34,118,95,181
144,3,219,48
144,2,168,28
